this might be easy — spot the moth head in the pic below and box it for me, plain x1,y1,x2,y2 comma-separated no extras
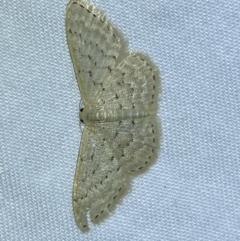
79,108,85,123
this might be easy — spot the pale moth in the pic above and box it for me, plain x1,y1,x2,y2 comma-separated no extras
65,0,161,231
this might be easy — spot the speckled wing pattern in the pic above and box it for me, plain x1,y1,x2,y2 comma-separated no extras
66,0,160,232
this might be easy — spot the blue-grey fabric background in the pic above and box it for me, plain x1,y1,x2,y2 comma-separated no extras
1,0,239,240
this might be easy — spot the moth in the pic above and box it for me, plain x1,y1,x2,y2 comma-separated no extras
65,0,160,231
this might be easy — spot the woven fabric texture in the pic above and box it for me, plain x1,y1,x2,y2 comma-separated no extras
0,0,239,240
